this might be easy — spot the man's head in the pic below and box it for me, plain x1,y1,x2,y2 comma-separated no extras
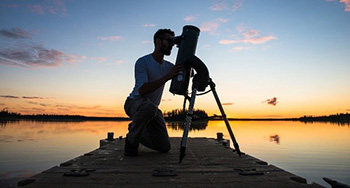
154,29,175,56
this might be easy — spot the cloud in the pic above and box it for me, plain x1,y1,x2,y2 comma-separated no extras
0,27,85,68
242,36,277,44
242,29,259,38
28,0,68,16
22,96,45,99
0,28,32,39
28,101,49,107
232,0,243,11
184,15,197,22
263,97,278,106
142,24,156,27
0,44,85,68
91,57,107,63
97,36,122,41
1,95,46,99
201,21,220,35
222,103,234,105
326,0,350,11
219,39,239,44
0,95,20,99
210,1,228,11
340,0,350,11
219,24,277,46
55,104,101,110
200,18,229,35
90,57,124,65
210,0,243,11
217,18,229,23
233,46,251,51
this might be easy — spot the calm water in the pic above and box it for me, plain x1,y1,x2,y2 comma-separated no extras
0,120,349,187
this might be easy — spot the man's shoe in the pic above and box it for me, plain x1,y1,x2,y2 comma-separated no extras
124,135,138,157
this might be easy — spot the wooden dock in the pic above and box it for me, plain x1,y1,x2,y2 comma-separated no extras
18,136,325,188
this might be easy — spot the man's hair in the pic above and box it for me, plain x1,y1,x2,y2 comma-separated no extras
153,29,175,44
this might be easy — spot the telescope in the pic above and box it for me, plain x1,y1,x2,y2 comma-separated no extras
169,25,242,163
170,25,209,95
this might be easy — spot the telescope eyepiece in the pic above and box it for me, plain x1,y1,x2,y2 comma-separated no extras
173,35,183,46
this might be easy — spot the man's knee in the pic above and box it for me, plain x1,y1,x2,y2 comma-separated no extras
139,102,157,117
158,141,171,153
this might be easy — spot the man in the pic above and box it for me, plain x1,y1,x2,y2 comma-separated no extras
124,29,183,156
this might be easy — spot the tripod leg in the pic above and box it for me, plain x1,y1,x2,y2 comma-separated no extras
209,80,242,156
179,88,197,163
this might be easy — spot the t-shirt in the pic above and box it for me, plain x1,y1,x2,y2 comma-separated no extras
128,54,174,106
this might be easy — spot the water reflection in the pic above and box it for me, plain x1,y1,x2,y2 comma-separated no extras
0,120,19,127
166,120,208,131
269,134,280,144
0,120,349,187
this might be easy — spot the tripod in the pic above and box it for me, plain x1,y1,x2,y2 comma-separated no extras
179,78,242,163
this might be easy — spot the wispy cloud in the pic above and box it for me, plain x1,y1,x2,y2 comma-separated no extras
210,0,228,11
201,21,220,35
0,0,68,15
233,46,251,51
0,27,85,68
0,44,85,68
90,57,124,65
210,0,243,11
142,24,156,27
200,18,230,35
184,15,197,22
242,36,277,44
28,0,68,16
0,95,20,99
1,95,46,99
326,0,350,11
263,97,278,106
22,96,45,99
91,57,107,63
217,18,229,23
0,28,32,39
97,36,122,41
219,24,277,47
222,103,234,105
341,0,350,11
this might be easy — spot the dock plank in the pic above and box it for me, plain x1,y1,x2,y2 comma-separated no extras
19,137,324,188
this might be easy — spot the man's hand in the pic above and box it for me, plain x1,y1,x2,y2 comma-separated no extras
165,64,184,80
139,64,184,97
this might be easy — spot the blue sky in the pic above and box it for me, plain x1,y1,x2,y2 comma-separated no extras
0,0,349,118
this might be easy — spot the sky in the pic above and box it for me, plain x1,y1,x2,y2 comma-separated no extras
0,0,349,118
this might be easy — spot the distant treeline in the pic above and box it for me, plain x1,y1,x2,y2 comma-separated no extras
0,108,129,121
298,113,350,123
1,108,349,123
163,108,208,121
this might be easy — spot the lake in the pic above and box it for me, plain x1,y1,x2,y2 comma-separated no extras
0,120,349,187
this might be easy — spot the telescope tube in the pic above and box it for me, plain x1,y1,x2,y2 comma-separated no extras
169,25,200,96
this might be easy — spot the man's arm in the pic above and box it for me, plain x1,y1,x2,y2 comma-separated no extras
139,64,183,97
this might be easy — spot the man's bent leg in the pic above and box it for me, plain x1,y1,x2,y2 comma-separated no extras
126,98,158,147
140,109,171,153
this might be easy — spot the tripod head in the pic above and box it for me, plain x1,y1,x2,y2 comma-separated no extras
169,25,210,96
